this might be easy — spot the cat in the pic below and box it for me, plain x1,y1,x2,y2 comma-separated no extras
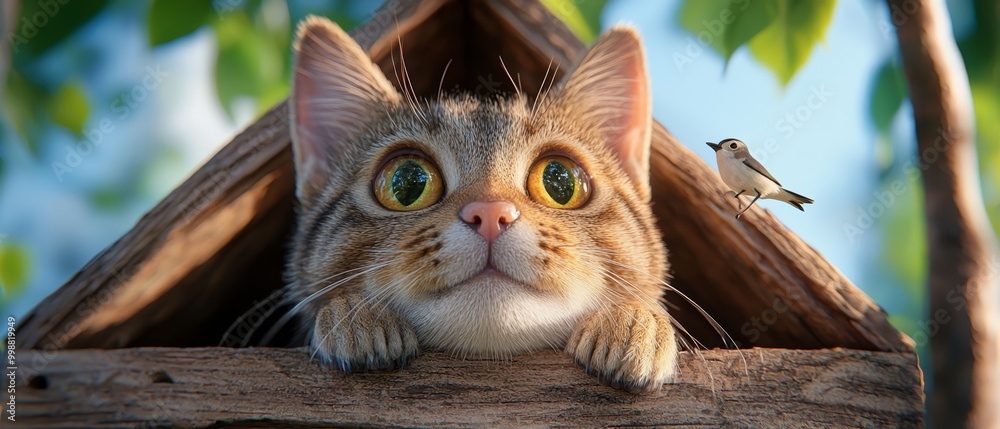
285,15,677,394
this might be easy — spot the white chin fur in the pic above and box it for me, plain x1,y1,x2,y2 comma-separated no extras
399,275,596,357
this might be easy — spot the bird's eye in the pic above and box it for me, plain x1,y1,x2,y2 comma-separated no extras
729,142,739,149
527,155,591,209
373,155,444,211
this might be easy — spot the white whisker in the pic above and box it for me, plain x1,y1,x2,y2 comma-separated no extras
437,59,453,102
574,246,749,383
309,268,417,363
262,260,397,345
499,56,522,101
218,288,286,347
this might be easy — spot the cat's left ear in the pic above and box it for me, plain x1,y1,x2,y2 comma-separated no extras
558,27,652,199
290,16,401,203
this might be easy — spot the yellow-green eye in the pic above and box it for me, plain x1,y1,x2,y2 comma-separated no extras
527,155,591,209
374,155,443,211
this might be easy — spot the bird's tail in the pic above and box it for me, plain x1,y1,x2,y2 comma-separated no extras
775,188,814,211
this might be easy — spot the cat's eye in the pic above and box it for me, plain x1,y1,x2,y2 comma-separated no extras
373,155,444,211
526,155,591,209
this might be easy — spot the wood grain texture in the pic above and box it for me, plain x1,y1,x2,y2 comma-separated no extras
13,347,923,428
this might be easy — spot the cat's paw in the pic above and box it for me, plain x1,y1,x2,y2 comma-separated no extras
565,304,678,394
311,293,419,372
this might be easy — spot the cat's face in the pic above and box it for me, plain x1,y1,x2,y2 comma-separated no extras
288,17,667,356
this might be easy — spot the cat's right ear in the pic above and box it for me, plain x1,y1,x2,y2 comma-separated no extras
291,16,400,202
554,27,652,201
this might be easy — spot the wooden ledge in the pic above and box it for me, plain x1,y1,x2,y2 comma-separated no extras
15,347,923,427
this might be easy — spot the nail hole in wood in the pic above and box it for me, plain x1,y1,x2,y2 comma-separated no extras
151,371,174,384
27,375,48,389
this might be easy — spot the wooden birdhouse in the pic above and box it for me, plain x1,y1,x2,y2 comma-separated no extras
14,0,923,426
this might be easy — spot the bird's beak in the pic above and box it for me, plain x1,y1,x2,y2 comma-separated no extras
706,142,721,152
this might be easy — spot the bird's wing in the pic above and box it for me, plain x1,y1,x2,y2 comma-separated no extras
742,158,781,186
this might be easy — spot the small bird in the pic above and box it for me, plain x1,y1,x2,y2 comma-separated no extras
707,138,814,219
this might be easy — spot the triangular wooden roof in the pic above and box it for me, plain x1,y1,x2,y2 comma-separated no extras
19,0,909,353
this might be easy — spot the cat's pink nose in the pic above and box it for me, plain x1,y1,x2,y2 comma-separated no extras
459,201,520,245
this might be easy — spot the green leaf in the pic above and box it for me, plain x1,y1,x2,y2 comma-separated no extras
541,0,607,42
679,0,779,60
747,0,837,86
954,0,1000,239
89,188,124,211
148,0,216,46
973,83,1000,237
213,13,284,119
678,1,726,54
575,0,608,39
881,180,927,293
48,81,89,135
256,82,291,115
0,242,31,298
874,135,894,177
868,60,908,136
2,71,49,154
10,0,110,58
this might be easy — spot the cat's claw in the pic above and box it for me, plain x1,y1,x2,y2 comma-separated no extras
311,294,419,372
565,304,678,394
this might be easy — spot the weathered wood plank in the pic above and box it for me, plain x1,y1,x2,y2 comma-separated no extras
13,347,923,428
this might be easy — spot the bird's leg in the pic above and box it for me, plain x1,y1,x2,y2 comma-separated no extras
736,190,761,219
734,190,745,210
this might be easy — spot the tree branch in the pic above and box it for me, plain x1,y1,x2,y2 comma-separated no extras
888,0,1000,426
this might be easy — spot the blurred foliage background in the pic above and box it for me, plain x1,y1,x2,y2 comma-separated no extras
0,0,997,405
0,0,382,312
